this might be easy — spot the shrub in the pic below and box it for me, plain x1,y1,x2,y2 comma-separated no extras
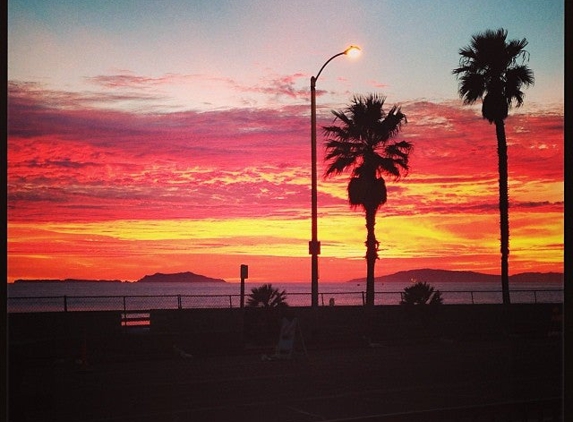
246,284,288,308
400,280,443,305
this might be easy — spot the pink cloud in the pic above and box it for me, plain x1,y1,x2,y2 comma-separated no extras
9,83,563,223
7,82,564,280
82,70,312,108
369,79,388,88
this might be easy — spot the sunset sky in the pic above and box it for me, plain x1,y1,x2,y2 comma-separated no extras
7,0,564,283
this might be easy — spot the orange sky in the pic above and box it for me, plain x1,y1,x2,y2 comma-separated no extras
7,83,564,282
8,1,564,284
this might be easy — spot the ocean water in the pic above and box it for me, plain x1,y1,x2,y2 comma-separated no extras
7,280,563,313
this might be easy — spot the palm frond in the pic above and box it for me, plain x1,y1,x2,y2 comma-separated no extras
325,156,356,176
372,155,402,179
504,65,534,107
454,28,533,120
456,72,486,104
375,106,406,143
323,93,411,210
246,283,288,308
384,141,413,163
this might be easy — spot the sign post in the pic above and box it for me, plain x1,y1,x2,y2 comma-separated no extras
240,264,248,308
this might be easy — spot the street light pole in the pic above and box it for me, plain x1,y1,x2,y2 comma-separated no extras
310,46,360,307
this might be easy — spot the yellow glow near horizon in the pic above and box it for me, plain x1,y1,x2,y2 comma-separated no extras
7,207,564,283
9,219,307,242
9,204,562,264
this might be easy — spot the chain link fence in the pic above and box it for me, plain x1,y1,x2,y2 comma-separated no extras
7,288,562,314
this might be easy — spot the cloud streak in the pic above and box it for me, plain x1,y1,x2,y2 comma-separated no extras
7,82,564,281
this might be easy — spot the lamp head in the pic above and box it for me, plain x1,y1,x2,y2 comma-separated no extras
344,45,361,58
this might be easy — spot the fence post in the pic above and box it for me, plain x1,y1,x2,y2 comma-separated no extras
64,295,68,312
470,292,474,304
123,296,127,327
177,295,182,309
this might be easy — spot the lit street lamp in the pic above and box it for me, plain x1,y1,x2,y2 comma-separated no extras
310,45,361,307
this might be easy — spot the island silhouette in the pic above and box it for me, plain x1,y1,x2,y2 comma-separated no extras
348,268,563,284
13,269,562,284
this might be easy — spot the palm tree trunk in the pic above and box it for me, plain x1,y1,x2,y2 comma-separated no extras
364,207,378,306
495,119,511,305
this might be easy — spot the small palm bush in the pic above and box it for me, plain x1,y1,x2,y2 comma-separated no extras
400,280,443,305
246,284,288,308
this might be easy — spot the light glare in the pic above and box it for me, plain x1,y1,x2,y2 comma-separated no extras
345,45,361,58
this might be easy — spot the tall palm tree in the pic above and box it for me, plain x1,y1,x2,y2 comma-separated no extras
453,28,534,305
323,94,412,306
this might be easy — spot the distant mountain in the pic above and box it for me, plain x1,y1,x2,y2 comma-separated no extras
14,278,124,284
137,271,226,283
13,271,226,284
348,269,563,284
508,272,564,283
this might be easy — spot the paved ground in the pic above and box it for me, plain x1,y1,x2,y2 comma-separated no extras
8,334,563,422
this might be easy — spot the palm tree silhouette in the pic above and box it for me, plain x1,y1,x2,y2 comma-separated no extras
246,284,288,308
400,281,443,305
324,94,412,306
453,28,534,305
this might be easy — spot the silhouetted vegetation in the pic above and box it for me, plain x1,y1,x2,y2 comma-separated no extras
400,280,443,305
246,283,288,308
244,284,289,347
323,94,412,306
453,28,534,305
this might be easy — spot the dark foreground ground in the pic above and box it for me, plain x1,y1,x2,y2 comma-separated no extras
8,332,563,422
